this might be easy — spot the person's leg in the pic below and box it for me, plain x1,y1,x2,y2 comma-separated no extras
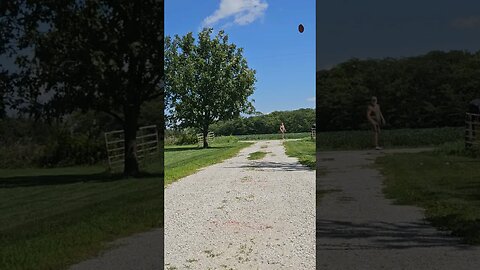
374,125,383,149
372,124,379,148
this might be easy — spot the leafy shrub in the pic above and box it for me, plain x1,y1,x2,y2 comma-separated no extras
213,135,238,144
165,128,198,145
434,139,480,158
37,129,106,167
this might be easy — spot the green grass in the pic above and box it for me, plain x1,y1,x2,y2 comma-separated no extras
165,142,252,185
248,151,267,160
317,127,462,150
234,132,311,141
377,149,480,244
0,162,163,270
283,139,316,169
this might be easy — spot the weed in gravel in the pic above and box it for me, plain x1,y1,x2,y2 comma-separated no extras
248,151,267,160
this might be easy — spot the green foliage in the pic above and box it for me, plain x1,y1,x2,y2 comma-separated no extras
165,28,256,147
165,142,252,185
38,129,105,167
1,0,164,175
210,108,315,135
165,128,198,146
317,51,480,131
213,135,239,144
0,112,121,168
316,127,463,150
284,139,316,169
139,97,164,137
248,151,267,160
234,132,311,140
435,140,480,158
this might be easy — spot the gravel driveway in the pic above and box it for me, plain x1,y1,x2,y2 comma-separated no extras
316,149,480,270
165,140,315,269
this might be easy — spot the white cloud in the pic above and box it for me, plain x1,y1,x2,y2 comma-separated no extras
202,0,268,28
307,97,316,102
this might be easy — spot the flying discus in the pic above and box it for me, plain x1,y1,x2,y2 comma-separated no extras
298,24,304,33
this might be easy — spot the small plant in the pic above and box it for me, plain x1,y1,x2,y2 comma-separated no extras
248,151,267,160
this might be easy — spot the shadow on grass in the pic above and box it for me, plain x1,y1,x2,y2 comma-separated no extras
0,171,164,188
316,219,476,250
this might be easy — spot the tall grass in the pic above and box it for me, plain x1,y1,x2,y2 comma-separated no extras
283,139,316,169
317,127,463,150
234,132,311,140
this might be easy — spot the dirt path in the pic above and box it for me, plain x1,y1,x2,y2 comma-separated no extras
164,140,315,269
316,149,480,270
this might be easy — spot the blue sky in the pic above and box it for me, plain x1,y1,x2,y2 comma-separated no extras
166,0,315,114
317,0,480,70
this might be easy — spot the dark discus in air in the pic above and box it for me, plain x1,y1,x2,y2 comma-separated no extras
298,24,304,33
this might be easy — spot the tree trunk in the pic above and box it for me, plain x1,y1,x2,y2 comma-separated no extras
202,126,209,148
123,105,140,176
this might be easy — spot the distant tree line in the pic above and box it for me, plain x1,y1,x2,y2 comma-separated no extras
210,108,315,135
317,50,480,131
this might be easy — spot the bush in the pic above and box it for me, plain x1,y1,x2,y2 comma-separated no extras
0,116,107,168
165,128,198,145
176,130,198,145
0,141,45,168
213,135,238,144
37,129,106,167
435,140,480,158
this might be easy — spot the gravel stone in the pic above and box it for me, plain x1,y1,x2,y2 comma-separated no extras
165,140,315,269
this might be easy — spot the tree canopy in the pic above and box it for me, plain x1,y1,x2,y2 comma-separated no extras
317,50,480,131
165,28,256,147
0,0,164,176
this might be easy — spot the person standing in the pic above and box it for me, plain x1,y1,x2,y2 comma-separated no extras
367,96,386,150
280,122,287,140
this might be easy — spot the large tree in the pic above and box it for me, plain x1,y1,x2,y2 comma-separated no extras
165,28,256,148
0,0,164,176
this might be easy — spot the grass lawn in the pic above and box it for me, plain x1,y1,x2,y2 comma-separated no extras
317,127,462,150
283,139,316,169
377,150,480,244
0,162,163,270
248,151,267,160
165,141,252,186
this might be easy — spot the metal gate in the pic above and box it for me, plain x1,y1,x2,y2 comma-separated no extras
104,125,159,170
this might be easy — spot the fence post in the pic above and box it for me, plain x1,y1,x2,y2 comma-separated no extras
104,132,111,170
